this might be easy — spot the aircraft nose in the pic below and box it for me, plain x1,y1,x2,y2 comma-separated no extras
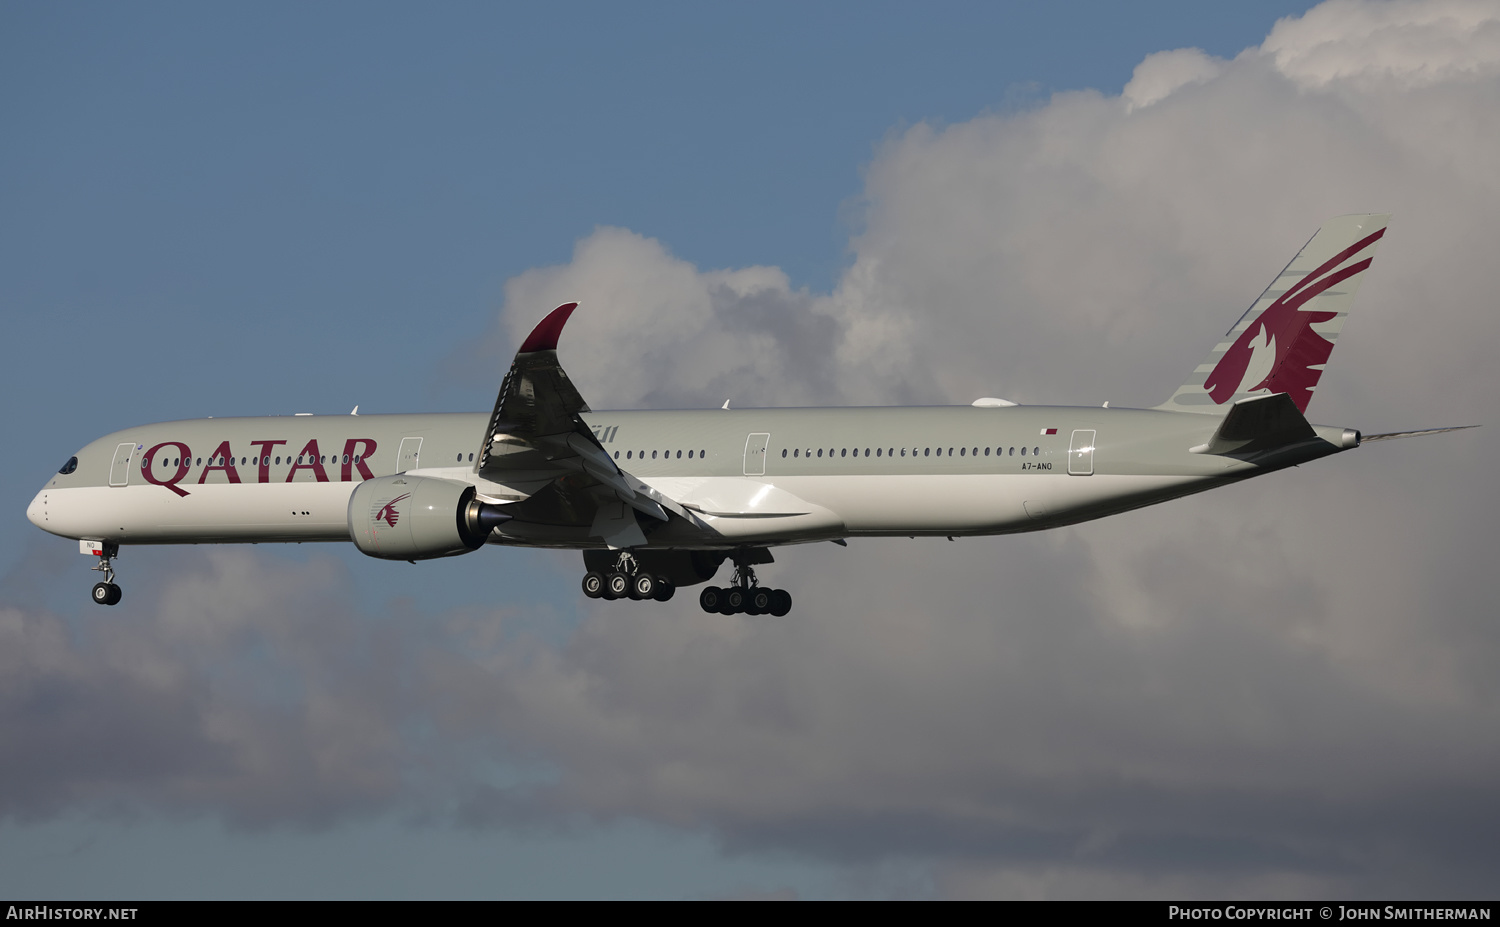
26,489,48,530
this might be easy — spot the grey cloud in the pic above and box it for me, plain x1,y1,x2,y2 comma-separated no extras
447,0,1500,894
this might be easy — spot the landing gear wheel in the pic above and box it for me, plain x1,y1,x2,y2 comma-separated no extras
652,580,675,602
699,586,723,613
606,573,630,599
631,572,657,601
724,587,746,615
769,589,792,617
746,588,772,616
92,582,121,606
582,572,606,599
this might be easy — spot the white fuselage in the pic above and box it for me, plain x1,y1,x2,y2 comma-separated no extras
28,404,1348,553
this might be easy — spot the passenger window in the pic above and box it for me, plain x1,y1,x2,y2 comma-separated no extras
864,448,870,457
817,449,823,458
626,451,632,459
676,450,682,459
841,448,847,457
782,449,787,457
876,448,882,457
614,451,620,459
1034,447,1040,456
901,448,906,457
984,447,990,456
687,450,693,458
1021,447,1027,456
924,448,930,457
652,450,658,459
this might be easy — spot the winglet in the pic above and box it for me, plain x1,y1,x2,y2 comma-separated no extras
518,302,579,354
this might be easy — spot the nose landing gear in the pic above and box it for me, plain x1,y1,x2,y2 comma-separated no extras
89,542,122,606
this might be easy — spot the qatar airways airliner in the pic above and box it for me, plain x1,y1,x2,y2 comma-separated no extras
27,215,1469,614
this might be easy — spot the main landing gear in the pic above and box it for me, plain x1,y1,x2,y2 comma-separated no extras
581,551,677,603
697,552,791,616
90,542,122,606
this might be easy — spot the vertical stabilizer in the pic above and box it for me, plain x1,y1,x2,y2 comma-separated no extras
1158,214,1389,414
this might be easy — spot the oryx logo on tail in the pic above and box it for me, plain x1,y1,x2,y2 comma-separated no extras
375,493,410,528
1204,227,1384,412
1158,214,1390,416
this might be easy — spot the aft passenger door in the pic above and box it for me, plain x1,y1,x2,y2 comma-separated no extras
109,443,136,487
743,433,770,476
1068,430,1096,476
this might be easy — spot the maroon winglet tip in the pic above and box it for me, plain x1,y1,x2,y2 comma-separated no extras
518,302,579,353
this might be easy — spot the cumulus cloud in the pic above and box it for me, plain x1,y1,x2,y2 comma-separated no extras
8,0,1499,899
464,0,1500,895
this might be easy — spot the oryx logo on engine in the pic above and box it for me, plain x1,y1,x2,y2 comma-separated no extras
374,493,410,528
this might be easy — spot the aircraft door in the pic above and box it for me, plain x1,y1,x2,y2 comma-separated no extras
398,437,423,472
109,443,136,487
743,433,770,476
1068,430,1096,476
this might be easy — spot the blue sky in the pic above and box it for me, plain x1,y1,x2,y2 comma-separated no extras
4,0,1497,900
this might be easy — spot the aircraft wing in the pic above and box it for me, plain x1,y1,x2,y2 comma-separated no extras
475,304,687,547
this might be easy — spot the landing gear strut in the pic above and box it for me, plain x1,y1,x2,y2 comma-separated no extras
582,550,675,603
698,550,791,616
90,542,122,606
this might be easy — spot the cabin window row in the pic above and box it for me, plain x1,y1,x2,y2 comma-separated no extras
611,450,708,460
780,446,1043,459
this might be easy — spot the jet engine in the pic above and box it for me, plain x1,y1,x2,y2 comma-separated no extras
348,475,510,561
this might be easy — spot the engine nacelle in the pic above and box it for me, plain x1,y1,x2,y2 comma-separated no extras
348,475,510,561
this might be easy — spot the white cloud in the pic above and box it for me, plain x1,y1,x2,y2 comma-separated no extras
1123,48,1227,111
467,0,1500,894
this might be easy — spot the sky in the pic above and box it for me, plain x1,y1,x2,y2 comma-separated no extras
2,0,1498,900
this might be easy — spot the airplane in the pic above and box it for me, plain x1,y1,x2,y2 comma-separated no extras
26,214,1473,615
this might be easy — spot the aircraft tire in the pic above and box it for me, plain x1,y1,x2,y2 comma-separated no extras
699,586,722,612
653,580,675,602
582,572,606,598
724,587,746,615
606,573,630,599
747,588,771,615
631,572,657,600
92,582,114,606
769,589,792,617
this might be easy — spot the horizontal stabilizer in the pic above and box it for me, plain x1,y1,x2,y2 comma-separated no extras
1190,392,1316,457
1360,424,1479,442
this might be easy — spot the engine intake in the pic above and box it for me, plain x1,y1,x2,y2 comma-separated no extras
348,475,510,561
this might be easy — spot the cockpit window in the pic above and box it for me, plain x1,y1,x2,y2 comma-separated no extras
58,456,78,475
